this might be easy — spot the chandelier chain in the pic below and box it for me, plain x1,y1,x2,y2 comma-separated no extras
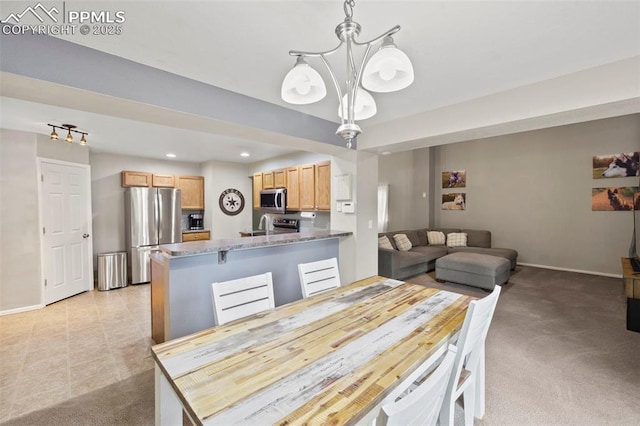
343,0,355,20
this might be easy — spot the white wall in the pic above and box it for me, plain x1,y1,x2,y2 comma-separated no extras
89,152,201,262
433,114,639,276
1,129,90,313
201,160,253,239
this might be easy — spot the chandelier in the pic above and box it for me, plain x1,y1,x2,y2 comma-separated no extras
48,123,88,145
281,0,414,149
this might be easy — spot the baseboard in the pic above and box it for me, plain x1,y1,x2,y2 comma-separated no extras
517,262,622,279
0,303,44,317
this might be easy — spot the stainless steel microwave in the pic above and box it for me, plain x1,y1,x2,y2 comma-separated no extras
260,188,287,214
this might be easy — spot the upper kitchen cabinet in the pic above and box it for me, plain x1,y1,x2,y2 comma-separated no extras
262,171,275,189
253,172,263,209
285,167,300,211
122,171,152,187
299,164,316,211
315,161,331,211
273,169,286,189
152,174,175,188
176,175,205,210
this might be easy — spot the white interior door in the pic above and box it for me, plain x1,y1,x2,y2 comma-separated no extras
40,160,93,305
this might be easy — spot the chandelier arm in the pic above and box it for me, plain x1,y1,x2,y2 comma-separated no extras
317,54,346,125
289,40,345,58
351,25,401,46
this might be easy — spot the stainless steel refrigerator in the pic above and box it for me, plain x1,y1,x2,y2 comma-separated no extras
125,187,182,284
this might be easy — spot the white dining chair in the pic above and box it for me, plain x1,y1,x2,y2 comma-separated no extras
440,285,501,426
297,257,341,298
376,344,458,426
211,272,275,325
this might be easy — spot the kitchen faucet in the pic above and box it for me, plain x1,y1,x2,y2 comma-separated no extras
258,214,272,235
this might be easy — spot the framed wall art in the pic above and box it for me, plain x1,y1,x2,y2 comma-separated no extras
442,193,466,210
593,152,639,179
591,186,638,211
442,170,466,188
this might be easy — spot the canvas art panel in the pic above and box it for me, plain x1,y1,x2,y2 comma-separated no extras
442,170,466,188
592,152,639,179
591,186,639,211
442,193,466,210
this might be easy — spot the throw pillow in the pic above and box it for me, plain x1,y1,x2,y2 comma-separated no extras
427,231,446,245
378,235,394,250
447,232,468,247
393,234,413,251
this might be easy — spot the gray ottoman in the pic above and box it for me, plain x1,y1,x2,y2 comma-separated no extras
436,252,510,290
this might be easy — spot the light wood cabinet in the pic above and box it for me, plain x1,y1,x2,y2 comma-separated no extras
253,172,263,209
315,161,331,211
176,175,205,210
285,167,300,210
274,169,286,188
122,171,151,187
299,164,316,211
182,231,210,242
262,171,274,189
152,174,175,188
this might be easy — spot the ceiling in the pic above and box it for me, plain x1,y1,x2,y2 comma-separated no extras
1,0,639,163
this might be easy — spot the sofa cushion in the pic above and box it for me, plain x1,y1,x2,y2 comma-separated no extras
379,233,398,250
393,234,413,251
432,228,461,237
378,235,394,250
427,231,446,245
411,246,449,262
447,246,518,270
399,230,422,247
416,228,430,246
395,250,430,269
446,232,467,247
462,229,491,248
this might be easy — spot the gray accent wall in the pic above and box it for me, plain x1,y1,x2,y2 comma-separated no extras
379,148,431,231
432,114,640,276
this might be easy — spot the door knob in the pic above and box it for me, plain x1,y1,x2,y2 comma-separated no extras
83,233,90,239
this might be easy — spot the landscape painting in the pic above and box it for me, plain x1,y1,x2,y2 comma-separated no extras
442,193,466,210
592,152,639,179
442,170,466,188
591,186,639,211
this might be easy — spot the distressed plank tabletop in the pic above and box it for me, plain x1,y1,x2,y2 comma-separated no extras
152,276,473,425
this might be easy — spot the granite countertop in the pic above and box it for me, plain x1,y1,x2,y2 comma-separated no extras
160,230,352,257
181,229,211,234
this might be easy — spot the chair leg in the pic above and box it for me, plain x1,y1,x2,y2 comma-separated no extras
463,383,476,426
439,393,455,426
475,349,486,419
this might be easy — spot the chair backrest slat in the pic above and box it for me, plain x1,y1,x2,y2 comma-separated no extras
298,258,341,298
211,272,275,325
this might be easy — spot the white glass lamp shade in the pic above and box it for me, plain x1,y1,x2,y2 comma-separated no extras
338,87,377,121
362,44,414,93
281,59,327,105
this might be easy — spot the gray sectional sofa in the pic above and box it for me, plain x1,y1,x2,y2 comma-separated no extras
378,228,518,280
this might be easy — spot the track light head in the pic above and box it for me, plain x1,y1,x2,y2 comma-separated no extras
48,123,88,146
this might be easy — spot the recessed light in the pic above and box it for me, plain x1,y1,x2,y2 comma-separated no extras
240,152,250,157
166,153,176,158
381,151,391,155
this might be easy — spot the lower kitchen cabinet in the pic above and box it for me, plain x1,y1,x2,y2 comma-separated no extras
182,231,210,242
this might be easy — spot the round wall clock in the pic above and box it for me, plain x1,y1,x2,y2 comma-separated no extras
219,188,245,216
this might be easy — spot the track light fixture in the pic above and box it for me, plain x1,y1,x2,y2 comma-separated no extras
281,0,414,149
48,124,88,146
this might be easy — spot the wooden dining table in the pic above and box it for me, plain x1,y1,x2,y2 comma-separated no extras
151,275,474,425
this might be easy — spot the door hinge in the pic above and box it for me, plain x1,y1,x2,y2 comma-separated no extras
41,174,44,182
43,227,46,235
44,279,47,287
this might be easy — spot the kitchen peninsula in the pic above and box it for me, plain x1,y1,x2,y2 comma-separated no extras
150,230,352,343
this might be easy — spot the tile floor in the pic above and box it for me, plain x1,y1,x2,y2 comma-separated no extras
0,284,153,422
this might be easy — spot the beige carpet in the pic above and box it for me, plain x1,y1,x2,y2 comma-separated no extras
3,266,639,425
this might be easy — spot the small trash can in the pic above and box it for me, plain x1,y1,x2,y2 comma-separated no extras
97,252,127,291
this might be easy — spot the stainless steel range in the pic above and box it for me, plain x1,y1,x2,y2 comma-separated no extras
271,218,300,234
